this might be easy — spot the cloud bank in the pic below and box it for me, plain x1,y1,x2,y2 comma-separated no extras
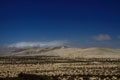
93,34,111,41
8,41,68,48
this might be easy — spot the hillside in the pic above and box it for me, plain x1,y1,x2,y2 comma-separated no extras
2,46,120,58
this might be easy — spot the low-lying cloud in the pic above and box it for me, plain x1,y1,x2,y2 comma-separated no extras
8,40,68,48
93,34,111,41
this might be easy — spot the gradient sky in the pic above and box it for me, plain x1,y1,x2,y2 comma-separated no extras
0,0,120,48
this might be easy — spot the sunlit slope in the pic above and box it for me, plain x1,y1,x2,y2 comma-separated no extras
4,46,120,58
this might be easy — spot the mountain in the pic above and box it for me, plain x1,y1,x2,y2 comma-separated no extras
0,46,17,55
2,46,120,58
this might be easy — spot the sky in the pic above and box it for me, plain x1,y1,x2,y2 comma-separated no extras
0,0,120,48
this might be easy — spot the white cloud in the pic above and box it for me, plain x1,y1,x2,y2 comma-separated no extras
93,34,111,41
8,40,68,48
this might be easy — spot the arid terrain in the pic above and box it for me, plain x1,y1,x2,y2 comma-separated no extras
0,47,120,80
3,46,120,58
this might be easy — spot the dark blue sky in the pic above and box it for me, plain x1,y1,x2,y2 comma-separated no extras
0,0,120,48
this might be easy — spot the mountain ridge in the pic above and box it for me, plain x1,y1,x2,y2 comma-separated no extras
2,46,120,58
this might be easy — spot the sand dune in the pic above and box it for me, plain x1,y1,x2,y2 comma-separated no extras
3,46,120,58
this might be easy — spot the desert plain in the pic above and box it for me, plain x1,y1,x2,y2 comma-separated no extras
0,46,120,80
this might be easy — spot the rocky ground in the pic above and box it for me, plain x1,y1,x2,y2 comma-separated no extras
0,56,120,80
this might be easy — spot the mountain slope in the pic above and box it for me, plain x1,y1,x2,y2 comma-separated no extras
2,46,120,58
